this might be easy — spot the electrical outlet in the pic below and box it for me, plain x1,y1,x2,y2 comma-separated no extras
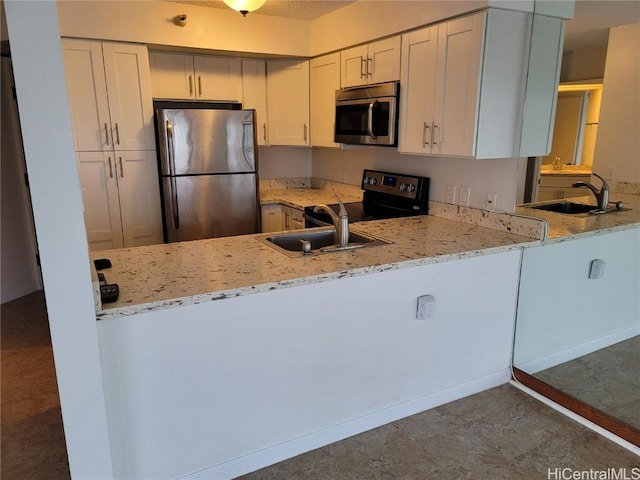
485,192,497,211
606,166,616,181
341,169,348,183
459,187,471,206
445,185,457,204
416,295,435,320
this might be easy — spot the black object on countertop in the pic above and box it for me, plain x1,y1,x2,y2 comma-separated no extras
97,272,119,303
93,258,112,270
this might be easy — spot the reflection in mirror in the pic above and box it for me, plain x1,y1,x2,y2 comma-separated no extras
513,228,640,441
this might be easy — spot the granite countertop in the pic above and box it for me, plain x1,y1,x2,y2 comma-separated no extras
516,193,640,242
260,188,362,209
539,167,592,176
92,214,537,319
91,187,639,320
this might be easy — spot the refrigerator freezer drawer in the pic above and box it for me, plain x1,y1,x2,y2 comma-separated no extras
162,173,259,242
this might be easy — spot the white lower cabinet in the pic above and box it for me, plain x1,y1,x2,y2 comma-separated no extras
261,204,284,233
283,206,305,230
536,174,591,202
77,150,162,251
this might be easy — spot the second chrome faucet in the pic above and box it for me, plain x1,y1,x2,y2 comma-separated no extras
572,172,610,212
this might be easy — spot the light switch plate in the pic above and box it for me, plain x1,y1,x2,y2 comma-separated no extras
445,185,457,204
459,187,471,207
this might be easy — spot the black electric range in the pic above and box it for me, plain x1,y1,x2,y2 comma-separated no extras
304,169,430,227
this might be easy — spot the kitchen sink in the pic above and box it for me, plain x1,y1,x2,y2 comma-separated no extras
525,201,631,216
256,227,392,257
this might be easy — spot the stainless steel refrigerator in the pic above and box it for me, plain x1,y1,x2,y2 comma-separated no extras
155,104,260,243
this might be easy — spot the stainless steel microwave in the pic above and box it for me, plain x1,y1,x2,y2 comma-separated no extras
334,81,399,146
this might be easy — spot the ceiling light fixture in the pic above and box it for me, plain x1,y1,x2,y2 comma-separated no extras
223,0,267,17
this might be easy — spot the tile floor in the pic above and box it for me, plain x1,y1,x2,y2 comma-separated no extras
2,291,637,480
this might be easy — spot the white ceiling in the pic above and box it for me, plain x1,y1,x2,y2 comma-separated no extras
170,0,640,51
172,0,354,20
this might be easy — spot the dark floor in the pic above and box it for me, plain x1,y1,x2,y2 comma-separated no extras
535,335,640,428
1,292,638,480
1,291,70,480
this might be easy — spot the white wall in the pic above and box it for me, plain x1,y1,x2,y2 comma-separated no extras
560,45,607,82
593,23,640,184
0,56,41,303
57,0,310,57
258,146,312,179
313,147,521,213
3,2,113,478
98,251,521,479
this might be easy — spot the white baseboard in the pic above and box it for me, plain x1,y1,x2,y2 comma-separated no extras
516,326,640,374
179,369,511,480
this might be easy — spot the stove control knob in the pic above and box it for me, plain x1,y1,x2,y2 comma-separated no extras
408,184,416,192
369,178,377,185
363,176,369,184
399,183,406,191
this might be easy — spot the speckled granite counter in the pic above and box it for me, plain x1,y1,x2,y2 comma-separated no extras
92,184,639,320
93,214,537,319
517,193,640,242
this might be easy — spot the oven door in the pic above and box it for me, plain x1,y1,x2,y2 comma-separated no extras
334,96,397,146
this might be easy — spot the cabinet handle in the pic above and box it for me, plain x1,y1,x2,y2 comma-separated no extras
107,156,113,178
118,156,124,178
360,57,366,79
189,75,193,96
114,123,120,145
422,122,430,146
104,123,110,145
263,123,267,143
367,57,372,78
198,75,202,97
432,122,439,145
303,123,308,143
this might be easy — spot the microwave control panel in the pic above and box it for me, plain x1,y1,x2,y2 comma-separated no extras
362,170,421,199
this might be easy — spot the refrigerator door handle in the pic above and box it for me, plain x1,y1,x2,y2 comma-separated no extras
166,120,180,229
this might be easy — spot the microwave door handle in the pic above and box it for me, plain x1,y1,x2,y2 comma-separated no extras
367,102,377,139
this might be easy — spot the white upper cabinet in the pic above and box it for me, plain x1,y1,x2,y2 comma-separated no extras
149,52,242,102
76,150,163,251
266,59,310,146
63,39,155,152
241,59,268,146
310,52,340,148
341,37,401,87
399,10,555,159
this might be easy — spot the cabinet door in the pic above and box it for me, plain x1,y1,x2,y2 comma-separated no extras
310,53,340,148
148,52,195,100
398,27,438,154
114,150,163,247
341,44,368,88
76,151,124,251
369,36,401,84
266,60,310,146
433,13,485,156
62,39,111,152
261,204,284,233
193,56,242,102
102,42,156,151
242,59,268,146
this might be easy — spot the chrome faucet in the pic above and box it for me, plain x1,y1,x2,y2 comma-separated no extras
313,193,349,248
572,172,609,212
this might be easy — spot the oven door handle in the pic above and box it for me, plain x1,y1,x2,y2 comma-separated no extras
367,102,378,140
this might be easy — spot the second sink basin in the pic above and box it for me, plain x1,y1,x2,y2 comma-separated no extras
528,201,599,215
257,227,392,257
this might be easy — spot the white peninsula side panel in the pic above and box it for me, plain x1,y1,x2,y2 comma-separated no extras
98,250,521,480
